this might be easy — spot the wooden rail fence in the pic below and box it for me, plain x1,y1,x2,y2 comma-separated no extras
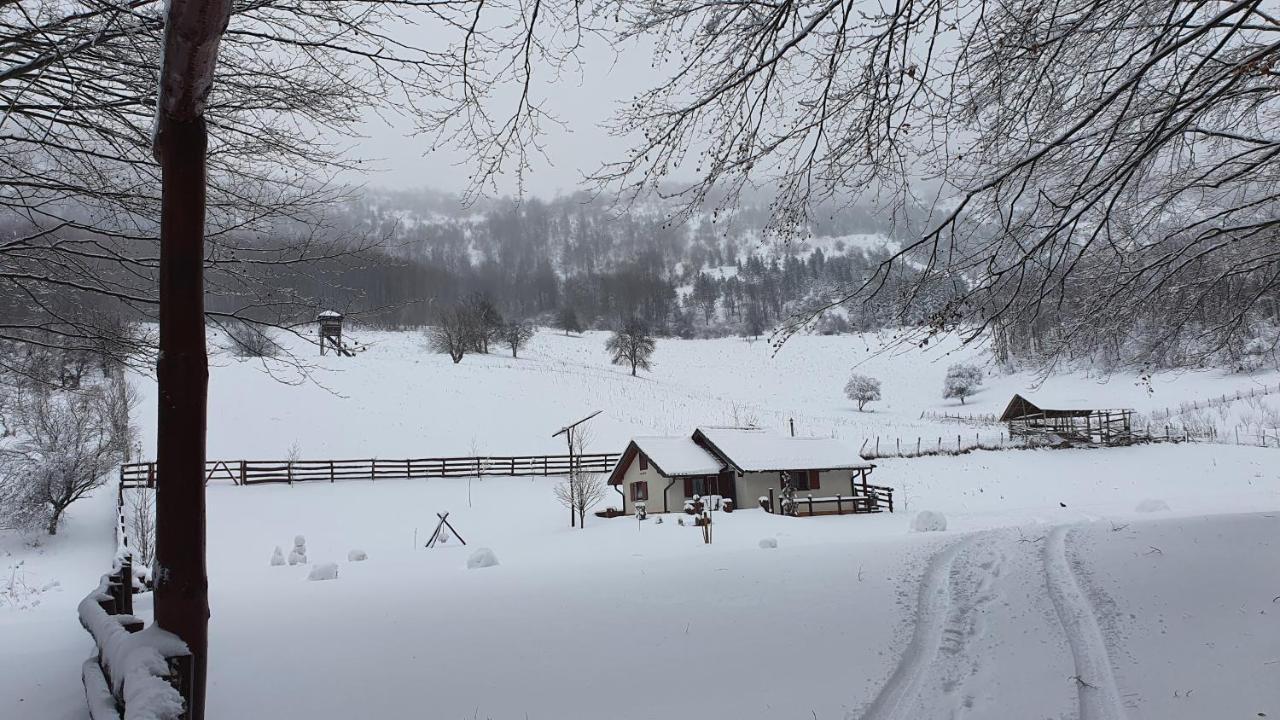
120,453,620,488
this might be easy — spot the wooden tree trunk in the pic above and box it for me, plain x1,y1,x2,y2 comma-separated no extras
152,3,233,719
154,112,211,720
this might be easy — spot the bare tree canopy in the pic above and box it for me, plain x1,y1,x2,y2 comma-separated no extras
0,0,589,362
593,0,1280,370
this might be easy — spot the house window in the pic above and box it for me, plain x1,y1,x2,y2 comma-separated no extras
638,453,649,471
787,470,818,491
631,481,649,502
683,476,712,497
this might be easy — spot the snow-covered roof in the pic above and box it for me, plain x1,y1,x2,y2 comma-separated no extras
632,436,724,476
694,427,870,472
317,310,342,319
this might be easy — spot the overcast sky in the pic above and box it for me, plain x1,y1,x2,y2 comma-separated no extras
345,33,652,199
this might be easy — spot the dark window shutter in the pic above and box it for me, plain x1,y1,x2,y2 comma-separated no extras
684,477,694,496
810,470,821,489
639,453,649,471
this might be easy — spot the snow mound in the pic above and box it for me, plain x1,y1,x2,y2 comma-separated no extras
270,546,285,566
1135,498,1171,513
758,538,778,549
911,511,948,532
307,562,339,581
347,549,368,562
466,548,499,569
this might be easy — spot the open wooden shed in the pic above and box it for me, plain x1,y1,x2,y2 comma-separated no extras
1000,394,1135,446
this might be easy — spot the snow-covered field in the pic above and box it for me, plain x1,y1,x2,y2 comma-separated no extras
3,330,1279,719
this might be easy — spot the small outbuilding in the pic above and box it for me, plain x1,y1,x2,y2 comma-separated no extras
1000,394,1134,446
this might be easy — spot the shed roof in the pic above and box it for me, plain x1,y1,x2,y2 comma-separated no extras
693,427,870,472
317,310,342,319
999,394,1100,421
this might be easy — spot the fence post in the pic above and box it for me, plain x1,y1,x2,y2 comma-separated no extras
807,495,813,516
916,438,921,455
287,461,293,486
372,458,376,481
836,494,843,515
768,488,775,514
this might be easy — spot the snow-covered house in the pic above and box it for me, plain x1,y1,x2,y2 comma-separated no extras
607,428,876,515
607,436,729,514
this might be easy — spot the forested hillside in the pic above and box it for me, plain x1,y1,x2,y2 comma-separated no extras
288,188,960,337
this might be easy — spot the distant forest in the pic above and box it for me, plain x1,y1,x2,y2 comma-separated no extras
286,188,960,338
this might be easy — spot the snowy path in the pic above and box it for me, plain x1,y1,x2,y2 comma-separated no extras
860,524,1128,720
1043,525,1128,720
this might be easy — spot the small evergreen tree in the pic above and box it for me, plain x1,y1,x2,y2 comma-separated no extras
556,307,583,336
606,317,656,376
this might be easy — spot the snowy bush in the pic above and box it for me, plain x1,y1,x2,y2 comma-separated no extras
270,546,285,567
0,378,133,535
307,562,339,581
347,549,368,562
758,537,778,549
467,548,499,569
223,318,281,358
844,373,882,411
942,363,984,405
910,511,948,532
1135,499,1171,513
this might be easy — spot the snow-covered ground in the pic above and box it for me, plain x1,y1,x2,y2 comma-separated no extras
147,328,1280,458
3,330,1279,720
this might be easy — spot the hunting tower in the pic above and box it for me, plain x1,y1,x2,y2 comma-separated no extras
318,310,347,356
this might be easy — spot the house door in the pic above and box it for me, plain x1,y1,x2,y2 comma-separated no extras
716,469,737,504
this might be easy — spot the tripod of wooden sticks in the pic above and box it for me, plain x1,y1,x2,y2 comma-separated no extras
425,512,466,548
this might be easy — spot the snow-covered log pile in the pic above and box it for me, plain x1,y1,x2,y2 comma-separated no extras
78,559,190,720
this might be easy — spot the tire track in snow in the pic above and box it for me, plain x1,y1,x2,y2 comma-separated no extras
857,534,984,720
1043,525,1128,720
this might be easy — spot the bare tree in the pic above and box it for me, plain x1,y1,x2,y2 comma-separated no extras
606,317,656,376
0,383,127,535
222,319,281,359
593,1,1280,371
1,1,593,364
844,373,882,412
554,472,607,530
501,322,537,358
127,485,157,569
428,305,477,364
943,363,984,405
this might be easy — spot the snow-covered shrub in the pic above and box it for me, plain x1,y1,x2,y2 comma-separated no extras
758,537,778,549
466,548,499,569
307,562,339,581
910,511,948,532
844,373,882,411
758,495,770,511
1135,499,1170,513
223,318,280,358
347,549,368,562
0,379,132,535
634,501,647,520
942,363,984,405
270,546,285,567
723,498,734,513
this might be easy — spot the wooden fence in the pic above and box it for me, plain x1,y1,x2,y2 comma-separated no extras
120,453,620,488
